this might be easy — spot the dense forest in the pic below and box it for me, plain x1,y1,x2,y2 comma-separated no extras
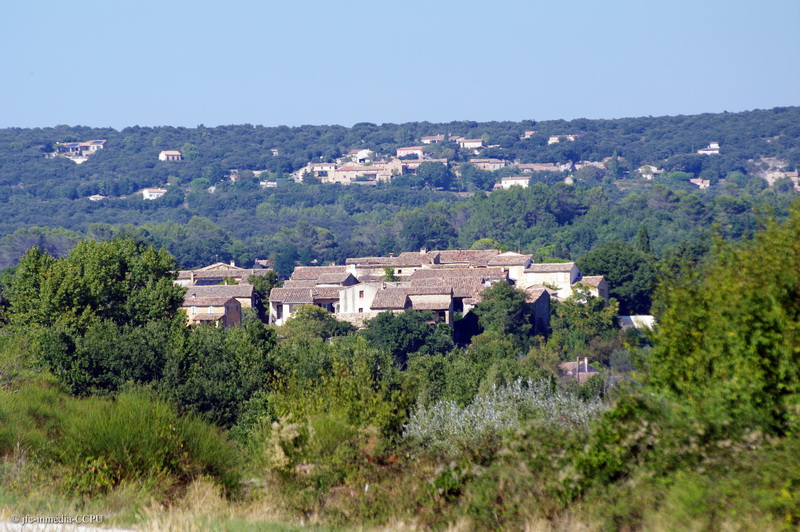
0,107,798,274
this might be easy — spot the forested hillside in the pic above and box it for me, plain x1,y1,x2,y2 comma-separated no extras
0,107,798,272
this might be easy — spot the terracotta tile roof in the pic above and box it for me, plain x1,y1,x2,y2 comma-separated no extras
578,275,605,287
525,262,575,273
394,252,437,267
406,286,452,296
312,286,343,299
176,268,271,280
356,274,385,283
371,288,409,309
345,256,396,266
316,272,353,285
436,249,499,265
290,266,347,281
410,277,485,298
525,286,549,303
411,298,452,310
487,253,532,266
197,262,244,271
282,279,317,288
269,287,313,304
184,285,253,299
191,313,225,321
410,267,506,280
182,295,236,307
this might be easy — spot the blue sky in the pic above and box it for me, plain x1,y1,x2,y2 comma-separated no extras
2,0,798,129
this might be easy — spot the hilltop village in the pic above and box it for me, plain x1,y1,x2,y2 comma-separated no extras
174,248,620,338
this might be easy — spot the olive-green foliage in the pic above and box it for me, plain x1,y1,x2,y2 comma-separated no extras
548,285,619,359
37,317,180,396
161,319,278,428
470,281,535,347
575,241,656,314
279,304,356,340
6,239,184,332
408,330,548,407
361,309,454,367
0,382,239,497
650,206,800,433
267,336,410,438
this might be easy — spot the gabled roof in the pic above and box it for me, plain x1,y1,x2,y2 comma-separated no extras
316,272,354,285
182,295,237,307
487,252,532,267
410,267,505,281
525,262,576,273
290,266,348,281
197,262,245,271
524,286,550,303
176,268,271,281
282,279,318,288
371,288,409,309
578,275,605,287
345,256,396,266
394,251,437,267
312,286,342,300
269,287,313,304
184,284,254,299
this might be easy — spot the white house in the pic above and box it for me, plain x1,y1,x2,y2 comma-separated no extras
141,187,168,200
158,150,182,161
698,142,720,155
498,176,530,189
397,146,425,158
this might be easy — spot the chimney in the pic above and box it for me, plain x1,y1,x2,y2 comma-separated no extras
190,271,195,284
584,357,588,373
230,260,235,267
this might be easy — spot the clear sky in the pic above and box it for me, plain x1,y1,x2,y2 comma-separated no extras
2,0,798,129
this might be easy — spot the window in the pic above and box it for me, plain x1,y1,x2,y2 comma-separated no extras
358,308,363,313
359,290,364,298
397,269,402,274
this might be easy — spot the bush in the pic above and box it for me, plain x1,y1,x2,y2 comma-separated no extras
404,379,607,454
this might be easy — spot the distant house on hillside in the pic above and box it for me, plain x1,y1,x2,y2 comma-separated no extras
458,138,484,150
548,134,578,145
421,134,445,144
56,139,106,156
141,187,168,200
698,142,720,155
88,194,107,201
497,176,530,189
397,146,424,158
159,150,182,161
469,158,506,171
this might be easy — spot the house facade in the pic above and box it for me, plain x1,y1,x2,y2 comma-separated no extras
158,150,182,161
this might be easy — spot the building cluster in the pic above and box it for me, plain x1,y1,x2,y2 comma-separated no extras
174,262,272,327
268,249,608,332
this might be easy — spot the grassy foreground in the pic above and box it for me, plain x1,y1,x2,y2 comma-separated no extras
1,373,799,531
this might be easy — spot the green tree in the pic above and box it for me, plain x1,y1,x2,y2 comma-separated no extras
471,281,534,347
248,271,281,321
548,285,619,358
6,239,184,332
576,241,655,315
636,225,652,255
416,162,454,190
362,309,454,367
280,305,356,340
649,207,800,433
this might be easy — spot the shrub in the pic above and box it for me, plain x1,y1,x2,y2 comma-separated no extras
404,379,607,454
